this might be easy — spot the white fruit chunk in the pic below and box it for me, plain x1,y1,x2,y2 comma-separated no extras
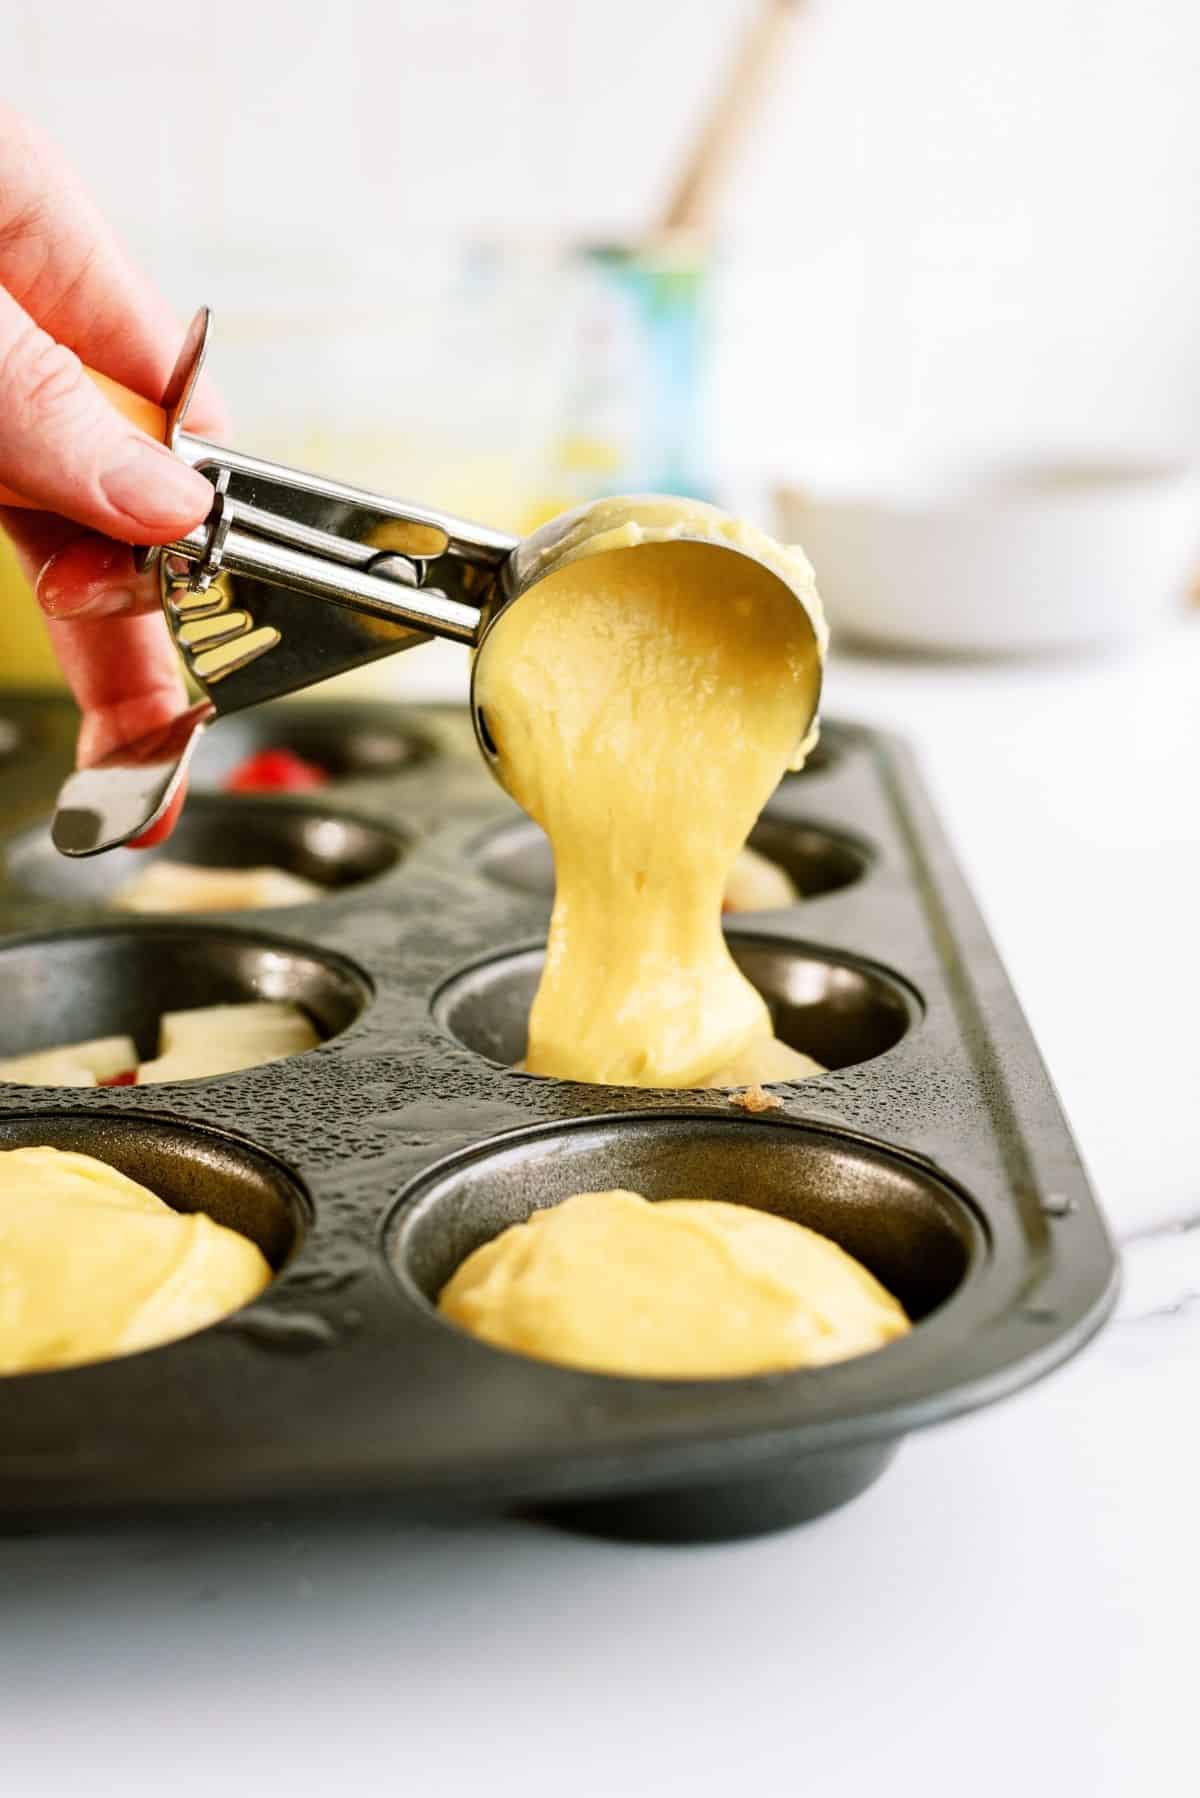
112,861,322,914
722,844,799,912
0,1035,138,1088
137,1002,319,1085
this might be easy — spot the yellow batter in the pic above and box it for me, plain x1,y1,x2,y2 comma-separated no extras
438,1190,909,1378
0,1146,272,1373
472,499,826,1088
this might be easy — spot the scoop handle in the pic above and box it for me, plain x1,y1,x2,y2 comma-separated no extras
0,369,167,509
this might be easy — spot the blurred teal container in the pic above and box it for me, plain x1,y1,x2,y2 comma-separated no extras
547,243,714,509
564,239,708,503
453,239,714,523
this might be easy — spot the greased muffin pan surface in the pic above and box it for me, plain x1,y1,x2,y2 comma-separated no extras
0,693,1117,1541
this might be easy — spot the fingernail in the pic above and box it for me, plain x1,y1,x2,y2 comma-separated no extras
42,583,138,620
100,440,213,532
37,541,130,615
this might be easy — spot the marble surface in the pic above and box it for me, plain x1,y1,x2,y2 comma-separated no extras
3,617,1198,1797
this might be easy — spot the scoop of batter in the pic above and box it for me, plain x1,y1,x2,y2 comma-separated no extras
473,499,826,1088
439,1190,908,1377
0,1146,272,1373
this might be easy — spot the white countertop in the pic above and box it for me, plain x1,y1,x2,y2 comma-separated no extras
4,617,1199,1798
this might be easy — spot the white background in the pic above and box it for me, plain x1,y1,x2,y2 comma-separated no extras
9,0,1200,476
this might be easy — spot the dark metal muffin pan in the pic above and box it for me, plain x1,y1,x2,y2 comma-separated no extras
0,692,1117,1540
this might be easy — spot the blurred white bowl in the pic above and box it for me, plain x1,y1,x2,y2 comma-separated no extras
775,461,1200,655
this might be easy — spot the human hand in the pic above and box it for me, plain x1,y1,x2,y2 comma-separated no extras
0,104,226,842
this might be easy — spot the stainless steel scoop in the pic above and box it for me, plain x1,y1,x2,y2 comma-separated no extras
49,308,821,854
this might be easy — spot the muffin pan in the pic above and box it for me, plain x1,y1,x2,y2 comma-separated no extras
0,693,1117,1540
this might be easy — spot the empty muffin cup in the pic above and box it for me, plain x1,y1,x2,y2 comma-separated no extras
4,795,407,911
433,935,917,1079
473,813,871,904
0,924,370,1086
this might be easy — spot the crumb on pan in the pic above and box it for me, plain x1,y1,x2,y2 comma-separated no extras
730,1084,783,1114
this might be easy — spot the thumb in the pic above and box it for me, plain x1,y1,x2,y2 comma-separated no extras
0,284,213,543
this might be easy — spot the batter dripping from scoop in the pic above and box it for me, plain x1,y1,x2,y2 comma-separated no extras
472,500,827,1089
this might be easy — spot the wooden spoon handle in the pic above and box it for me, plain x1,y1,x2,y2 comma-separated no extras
659,0,804,239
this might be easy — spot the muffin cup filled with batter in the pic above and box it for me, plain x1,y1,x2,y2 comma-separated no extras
390,1113,983,1384
0,1113,308,1374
